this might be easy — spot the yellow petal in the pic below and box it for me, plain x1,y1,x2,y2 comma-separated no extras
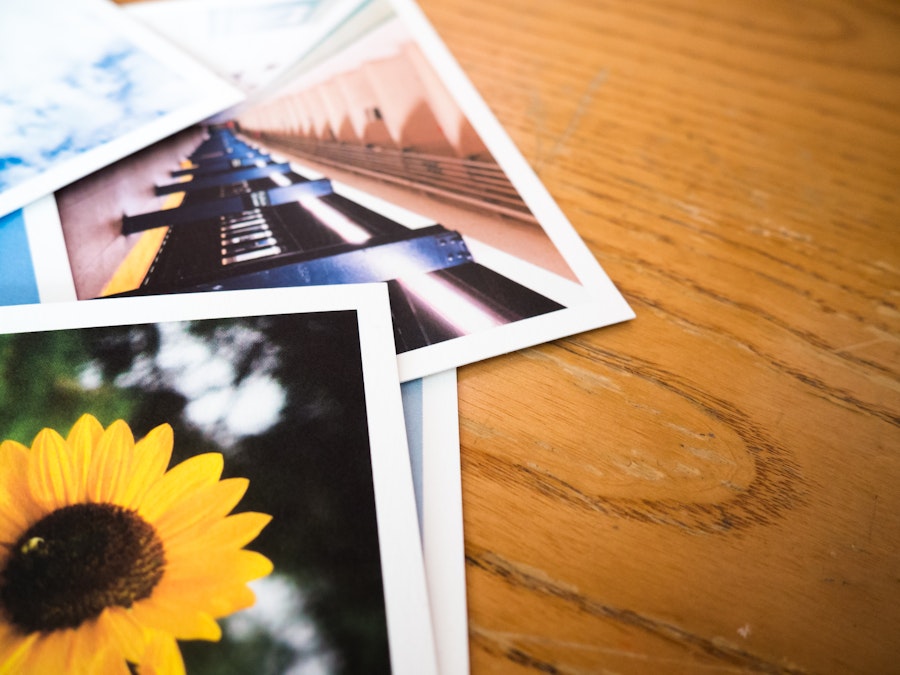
166,512,272,558
153,478,248,542
0,439,29,464
130,600,222,642
66,413,104,447
234,549,275,582
87,420,135,504
138,630,186,675
138,453,224,523
163,549,274,586
0,624,38,675
66,620,101,668
0,440,43,541
195,583,257,619
16,629,77,675
66,414,104,502
63,618,132,675
162,578,258,619
90,648,133,675
118,424,174,509
100,607,149,664
152,549,272,622
154,569,253,605
28,427,76,511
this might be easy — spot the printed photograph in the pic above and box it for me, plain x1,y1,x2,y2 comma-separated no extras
0,288,435,674
0,0,242,219
23,0,630,381
400,370,469,675
126,0,368,95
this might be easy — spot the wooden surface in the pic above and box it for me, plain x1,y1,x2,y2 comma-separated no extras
413,0,900,673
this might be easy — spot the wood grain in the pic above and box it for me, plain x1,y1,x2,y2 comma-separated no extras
413,0,900,672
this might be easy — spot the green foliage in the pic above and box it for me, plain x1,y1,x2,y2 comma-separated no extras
0,331,137,445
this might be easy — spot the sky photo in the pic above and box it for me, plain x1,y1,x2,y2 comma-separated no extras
0,0,198,194
128,0,326,94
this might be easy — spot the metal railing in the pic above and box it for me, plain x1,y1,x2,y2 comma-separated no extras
254,133,538,224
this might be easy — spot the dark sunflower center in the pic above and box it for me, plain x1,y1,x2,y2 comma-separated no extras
1,503,165,633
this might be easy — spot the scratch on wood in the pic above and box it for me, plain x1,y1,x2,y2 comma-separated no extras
467,550,808,674
472,627,768,673
627,290,900,427
835,335,897,355
535,68,608,174
868,494,878,543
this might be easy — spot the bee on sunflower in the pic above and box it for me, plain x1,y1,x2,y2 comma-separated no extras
0,414,273,674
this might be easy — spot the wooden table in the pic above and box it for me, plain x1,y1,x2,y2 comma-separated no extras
415,0,900,672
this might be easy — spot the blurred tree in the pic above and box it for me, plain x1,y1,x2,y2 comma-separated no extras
0,331,138,444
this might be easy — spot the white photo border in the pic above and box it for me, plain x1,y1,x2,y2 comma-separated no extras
0,283,438,675
19,0,633,383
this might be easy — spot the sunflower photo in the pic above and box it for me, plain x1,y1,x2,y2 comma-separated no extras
0,285,436,675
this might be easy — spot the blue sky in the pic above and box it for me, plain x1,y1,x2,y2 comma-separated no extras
0,0,198,192
0,210,39,305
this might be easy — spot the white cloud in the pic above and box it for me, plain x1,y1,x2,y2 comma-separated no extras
226,373,286,437
149,322,286,446
0,0,196,190
227,575,337,675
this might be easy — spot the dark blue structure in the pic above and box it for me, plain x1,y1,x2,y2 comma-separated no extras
118,127,563,352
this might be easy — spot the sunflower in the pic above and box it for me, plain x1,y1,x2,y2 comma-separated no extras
0,414,273,674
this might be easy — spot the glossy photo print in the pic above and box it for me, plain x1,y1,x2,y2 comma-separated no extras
0,0,242,219
0,210,40,306
0,286,437,675
125,0,372,95
400,369,469,675
23,0,631,382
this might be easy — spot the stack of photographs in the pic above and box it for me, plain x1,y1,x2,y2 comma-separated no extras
0,0,633,673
